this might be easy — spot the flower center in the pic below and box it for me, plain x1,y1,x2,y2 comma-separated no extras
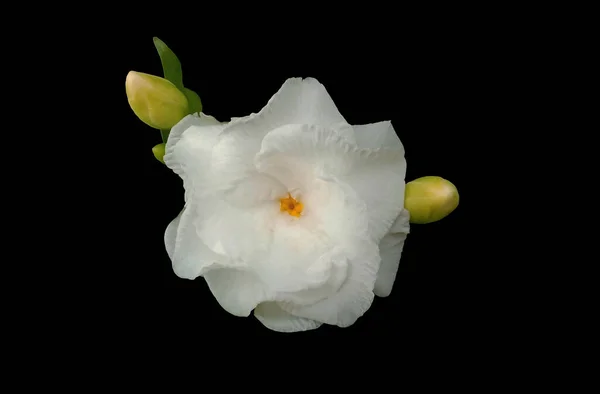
279,193,303,217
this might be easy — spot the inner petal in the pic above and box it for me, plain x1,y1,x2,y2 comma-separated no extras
274,179,381,327
255,124,354,192
196,199,279,264
256,121,406,244
223,173,287,209
254,214,338,294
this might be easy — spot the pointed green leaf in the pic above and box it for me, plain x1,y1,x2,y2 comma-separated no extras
182,87,203,114
153,37,184,90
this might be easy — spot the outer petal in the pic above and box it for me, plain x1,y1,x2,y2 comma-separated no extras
278,237,380,328
169,203,230,280
166,204,277,316
340,157,406,242
203,268,271,317
164,210,182,260
254,302,322,333
374,209,411,297
209,78,355,194
163,113,235,279
164,113,224,201
165,203,276,318
164,113,223,176
345,121,406,241
224,77,351,141
353,121,403,150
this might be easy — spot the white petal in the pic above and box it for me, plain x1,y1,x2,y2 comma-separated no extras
164,210,182,260
166,196,277,317
167,201,277,316
203,268,271,317
162,114,240,280
340,159,406,242
277,180,379,326
209,78,354,192
195,199,278,263
170,203,229,280
254,302,322,333
164,113,224,200
389,207,411,234
221,174,287,209
279,238,380,327
164,113,222,174
197,200,349,319
374,209,411,297
255,124,355,191
347,121,406,241
340,152,406,241
255,214,348,304
259,216,333,293
226,77,349,136
353,121,403,150
164,113,265,279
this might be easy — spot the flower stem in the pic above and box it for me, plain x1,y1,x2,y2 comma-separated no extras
160,129,170,144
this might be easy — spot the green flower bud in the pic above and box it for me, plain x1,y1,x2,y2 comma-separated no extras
125,71,189,130
152,143,166,164
404,176,459,224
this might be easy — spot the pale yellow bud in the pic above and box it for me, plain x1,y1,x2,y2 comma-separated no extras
125,71,189,130
404,176,459,224
152,143,166,164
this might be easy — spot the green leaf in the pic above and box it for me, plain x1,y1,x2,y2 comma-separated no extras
153,37,184,90
182,87,203,114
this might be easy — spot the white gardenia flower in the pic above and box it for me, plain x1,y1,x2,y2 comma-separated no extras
163,77,410,332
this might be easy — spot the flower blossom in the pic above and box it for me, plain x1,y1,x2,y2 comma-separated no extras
164,77,410,332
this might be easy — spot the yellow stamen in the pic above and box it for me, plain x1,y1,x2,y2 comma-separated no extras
279,193,303,217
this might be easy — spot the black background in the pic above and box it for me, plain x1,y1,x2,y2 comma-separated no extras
114,23,476,341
